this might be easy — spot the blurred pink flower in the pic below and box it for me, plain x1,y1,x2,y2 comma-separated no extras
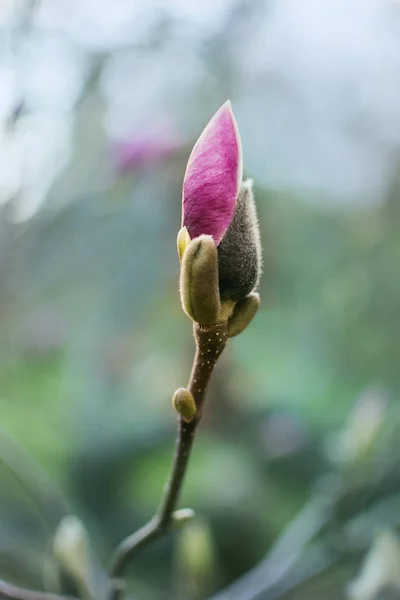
114,123,182,173
182,100,242,245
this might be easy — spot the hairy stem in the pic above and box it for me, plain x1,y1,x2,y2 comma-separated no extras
108,321,228,592
0,579,77,600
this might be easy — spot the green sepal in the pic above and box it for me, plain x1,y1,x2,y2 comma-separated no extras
179,235,221,325
227,292,260,337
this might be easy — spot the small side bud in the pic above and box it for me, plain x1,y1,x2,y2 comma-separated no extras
177,226,191,261
179,235,221,324
173,388,196,421
172,508,196,529
53,516,92,597
228,293,260,337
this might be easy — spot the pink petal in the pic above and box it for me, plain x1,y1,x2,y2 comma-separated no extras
182,100,243,245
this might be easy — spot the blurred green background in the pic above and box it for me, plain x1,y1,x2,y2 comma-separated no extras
1,1,400,599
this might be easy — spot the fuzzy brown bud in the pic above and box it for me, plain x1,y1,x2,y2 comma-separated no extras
217,180,262,302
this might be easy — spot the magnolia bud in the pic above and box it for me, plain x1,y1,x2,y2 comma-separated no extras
179,235,221,325
173,388,196,421
228,293,260,337
218,180,262,302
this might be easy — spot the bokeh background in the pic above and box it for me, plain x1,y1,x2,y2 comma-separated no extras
1,1,400,599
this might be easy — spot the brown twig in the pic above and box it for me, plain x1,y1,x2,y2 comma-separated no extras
0,579,77,600
107,321,228,597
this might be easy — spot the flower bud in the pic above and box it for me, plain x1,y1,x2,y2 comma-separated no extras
179,235,221,325
173,388,197,421
228,293,260,337
179,102,262,327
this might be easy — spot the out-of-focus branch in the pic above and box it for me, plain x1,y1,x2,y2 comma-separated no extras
209,492,336,600
0,428,68,531
257,544,336,600
210,462,400,600
0,579,77,600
